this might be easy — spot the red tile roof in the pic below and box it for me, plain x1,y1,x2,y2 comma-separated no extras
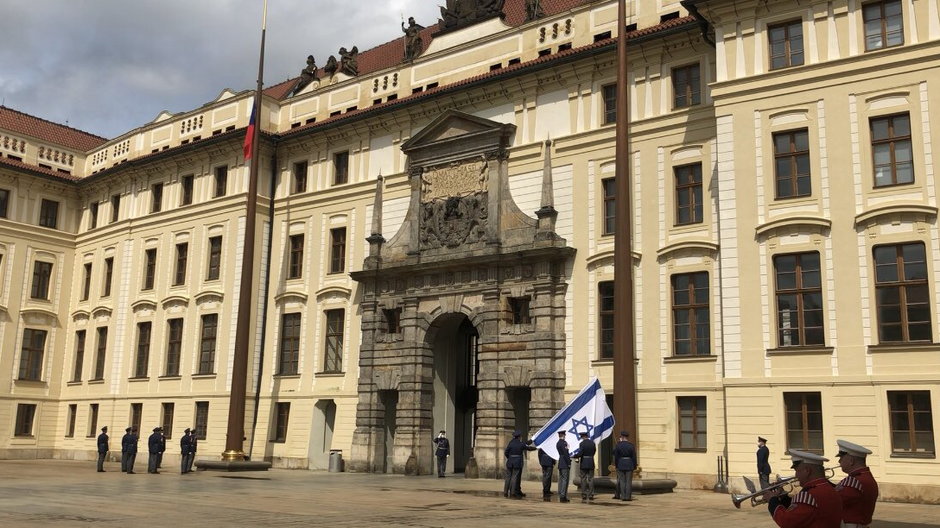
0,105,107,152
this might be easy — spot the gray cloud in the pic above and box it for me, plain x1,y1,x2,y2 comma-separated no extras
0,0,443,138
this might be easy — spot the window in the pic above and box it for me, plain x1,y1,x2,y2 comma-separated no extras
151,183,163,213
323,309,345,373
672,272,710,356
173,243,188,286
864,0,904,51
774,129,811,198
273,402,290,442
333,151,349,185
110,194,120,223
161,403,175,440
81,263,92,301
207,236,222,280
39,199,59,229
86,404,100,437
194,402,209,440
774,252,825,347
288,234,304,279
88,202,98,229
91,327,109,380
672,64,701,108
0,188,8,218
165,319,183,377
675,163,704,225
19,329,47,381
768,20,804,69
142,248,156,290
384,308,402,334
213,166,228,198
102,257,114,297
278,313,301,375
677,396,707,451
784,392,824,454
871,113,913,187
888,391,935,456
134,322,151,378
509,297,531,325
293,161,308,194
130,403,142,434
66,404,77,438
30,261,53,300
199,314,218,374
602,84,617,125
72,330,86,382
180,174,194,206
599,281,614,359
329,228,346,274
602,178,616,236
14,404,36,437
874,242,931,342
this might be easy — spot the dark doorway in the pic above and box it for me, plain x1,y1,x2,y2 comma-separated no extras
379,390,398,474
431,314,479,474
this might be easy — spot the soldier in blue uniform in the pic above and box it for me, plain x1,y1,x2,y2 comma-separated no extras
433,430,450,478
147,427,163,474
156,429,166,470
122,427,138,474
612,430,637,501
96,426,109,472
573,431,596,502
757,436,772,490
556,430,571,503
503,431,536,498
537,446,555,500
180,428,193,474
187,428,198,472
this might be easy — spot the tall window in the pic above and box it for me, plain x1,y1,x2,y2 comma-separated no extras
888,391,935,456
874,242,931,342
508,297,531,325
134,322,151,378
768,20,804,69
602,83,617,124
81,262,93,301
279,313,301,375
39,199,59,229
72,330,86,382
675,163,703,225
288,234,304,279
142,248,157,290
871,113,913,187
672,64,701,108
672,272,710,356
161,403,175,440
602,178,616,236
330,228,346,274
774,252,825,347
293,161,308,194
599,281,615,359
677,396,707,451
323,309,345,373
864,0,904,51
165,319,183,377
774,129,811,198
151,183,163,213
66,404,77,437
14,404,36,437
180,174,194,206
273,402,291,442
102,257,114,297
89,202,99,229
784,392,824,454
0,188,9,217
18,329,47,381
94,327,108,380
333,152,349,185
199,314,218,374
194,401,209,440
130,403,142,433
173,243,188,286
31,261,53,300
110,194,120,223
87,403,99,437
213,166,228,198
207,236,222,280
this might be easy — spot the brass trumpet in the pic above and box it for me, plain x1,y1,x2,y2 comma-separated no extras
731,467,839,509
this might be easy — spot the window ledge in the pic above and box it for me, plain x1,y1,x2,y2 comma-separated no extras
316,372,346,377
128,377,150,382
158,375,182,381
14,379,47,387
66,381,83,386
675,448,707,453
88,378,105,385
663,355,718,363
868,342,940,354
591,359,614,366
274,374,301,379
192,373,217,379
767,346,834,356
889,452,936,460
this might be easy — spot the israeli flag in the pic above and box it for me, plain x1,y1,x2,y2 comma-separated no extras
531,378,615,458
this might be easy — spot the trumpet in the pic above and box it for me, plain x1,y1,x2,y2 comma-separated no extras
731,466,838,509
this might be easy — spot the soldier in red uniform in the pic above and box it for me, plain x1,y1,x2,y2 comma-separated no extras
835,439,879,528
765,449,842,528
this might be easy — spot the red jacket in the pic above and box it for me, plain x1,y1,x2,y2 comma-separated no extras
836,467,879,524
773,478,843,528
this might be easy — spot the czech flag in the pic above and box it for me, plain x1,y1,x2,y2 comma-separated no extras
243,105,256,160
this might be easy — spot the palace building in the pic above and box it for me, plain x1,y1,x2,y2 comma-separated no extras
1,0,939,503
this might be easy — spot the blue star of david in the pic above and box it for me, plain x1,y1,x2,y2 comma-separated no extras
568,416,594,437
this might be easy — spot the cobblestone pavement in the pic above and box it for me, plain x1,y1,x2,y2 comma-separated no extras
0,461,936,527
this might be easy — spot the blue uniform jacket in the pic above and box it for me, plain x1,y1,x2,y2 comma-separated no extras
122,433,138,455
433,436,450,457
97,433,109,454
180,435,192,455
504,438,535,469
757,444,771,474
537,448,555,468
612,440,637,471
556,439,571,469
576,439,596,470
148,432,163,454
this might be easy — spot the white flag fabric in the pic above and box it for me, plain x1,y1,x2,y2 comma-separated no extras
531,378,615,459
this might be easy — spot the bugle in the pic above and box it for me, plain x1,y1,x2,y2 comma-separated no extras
731,466,838,509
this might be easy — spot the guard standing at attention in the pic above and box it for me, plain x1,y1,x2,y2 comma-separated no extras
120,427,131,472
612,431,637,501
835,439,879,528
766,450,842,528
433,430,450,478
757,436,772,490
96,426,109,472
573,431,596,503
187,428,198,473
503,431,535,498
555,431,571,503
156,428,166,470
123,427,139,474
147,427,163,474
537,446,556,500
180,428,193,474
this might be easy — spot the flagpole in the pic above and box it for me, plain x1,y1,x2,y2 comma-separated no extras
223,0,267,462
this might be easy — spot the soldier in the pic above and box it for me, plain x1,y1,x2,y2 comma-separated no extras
757,436,772,489
123,427,139,474
503,431,535,498
835,439,879,528
555,431,571,503
187,428,198,473
180,428,193,474
156,428,166,469
432,430,450,478
766,450,842,528
612,430,637,501
147,427,163,474
573,431,596,503
96,426,109,472
537,446,555,501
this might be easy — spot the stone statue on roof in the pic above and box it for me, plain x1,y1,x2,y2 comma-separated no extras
339,46,360,77
439,0,505,31
524,0,544,22
324,55,338,78
402,17,424,62
292,55,319,95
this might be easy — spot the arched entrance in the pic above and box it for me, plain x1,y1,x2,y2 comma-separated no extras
429,313,479,474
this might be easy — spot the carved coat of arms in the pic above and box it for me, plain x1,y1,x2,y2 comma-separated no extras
419,160,489,249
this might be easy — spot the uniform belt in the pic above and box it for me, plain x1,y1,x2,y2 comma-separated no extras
508,455,522,458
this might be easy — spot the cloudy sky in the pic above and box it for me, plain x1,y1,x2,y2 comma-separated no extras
0,0,444,139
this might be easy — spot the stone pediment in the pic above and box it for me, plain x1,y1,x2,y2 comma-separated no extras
401,110,514,166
